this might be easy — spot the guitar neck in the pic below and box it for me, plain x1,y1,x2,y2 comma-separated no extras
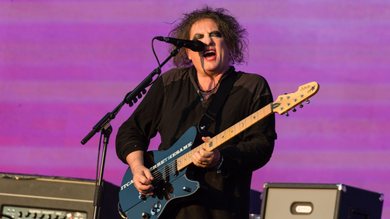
176,103,273,171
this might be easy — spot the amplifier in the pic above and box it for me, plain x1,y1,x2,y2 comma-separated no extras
0,173,121,219
260,183,384,219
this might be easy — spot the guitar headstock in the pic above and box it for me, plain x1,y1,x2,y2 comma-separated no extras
272,82,320,115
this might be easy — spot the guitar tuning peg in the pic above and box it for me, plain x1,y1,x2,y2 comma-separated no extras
306,99,311,104
292,108,297,112
285,112,289,117
299,104,304,108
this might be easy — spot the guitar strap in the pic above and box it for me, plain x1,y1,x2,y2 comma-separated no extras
197,66,237,136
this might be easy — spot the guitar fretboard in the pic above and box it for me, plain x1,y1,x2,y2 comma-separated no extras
176,103,273,171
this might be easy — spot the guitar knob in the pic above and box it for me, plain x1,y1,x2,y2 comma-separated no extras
141,212,151,218
154,203,161,210
151,201,162,215
150,208,156,216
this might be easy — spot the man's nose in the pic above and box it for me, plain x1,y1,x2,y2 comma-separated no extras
202,36,215,45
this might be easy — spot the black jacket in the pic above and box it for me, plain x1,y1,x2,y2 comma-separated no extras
116,66,277,219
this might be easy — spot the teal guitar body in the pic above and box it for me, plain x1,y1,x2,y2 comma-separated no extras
119,127,200,219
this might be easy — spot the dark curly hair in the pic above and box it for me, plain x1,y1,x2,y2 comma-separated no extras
169,6,247,67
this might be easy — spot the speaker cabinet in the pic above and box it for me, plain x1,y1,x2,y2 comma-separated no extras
260,183,383,219
0,173,121,219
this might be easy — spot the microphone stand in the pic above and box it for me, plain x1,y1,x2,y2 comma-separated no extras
81,47,180,219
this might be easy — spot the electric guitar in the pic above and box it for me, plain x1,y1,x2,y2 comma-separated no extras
118,82,320,219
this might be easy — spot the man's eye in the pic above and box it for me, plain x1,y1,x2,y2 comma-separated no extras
192,34,204,40
210,31,222,38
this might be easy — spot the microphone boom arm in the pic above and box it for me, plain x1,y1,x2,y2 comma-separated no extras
81,47,180,145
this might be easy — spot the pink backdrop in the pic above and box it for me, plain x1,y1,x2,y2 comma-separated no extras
1,0,389,217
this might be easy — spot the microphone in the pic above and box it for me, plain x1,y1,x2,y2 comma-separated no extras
155,36,206,52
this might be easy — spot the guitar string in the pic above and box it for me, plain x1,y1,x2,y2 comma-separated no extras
148,148,199,182
145,117,248,182
147,139,220,183
147,148,202,183
149,150,196,182
136,95,307,187
147,124,244,182
150,160,179,182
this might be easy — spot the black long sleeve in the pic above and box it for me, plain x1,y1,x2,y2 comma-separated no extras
115,66,277,219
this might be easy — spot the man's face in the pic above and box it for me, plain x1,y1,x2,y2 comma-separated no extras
187,18,230,75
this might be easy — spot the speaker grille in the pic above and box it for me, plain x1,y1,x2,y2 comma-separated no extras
0,173,121,219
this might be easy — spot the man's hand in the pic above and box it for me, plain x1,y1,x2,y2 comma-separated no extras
192,136,221,168
131,164,154,195
126,151,154,195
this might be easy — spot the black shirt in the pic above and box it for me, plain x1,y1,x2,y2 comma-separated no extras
116,66,277,219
